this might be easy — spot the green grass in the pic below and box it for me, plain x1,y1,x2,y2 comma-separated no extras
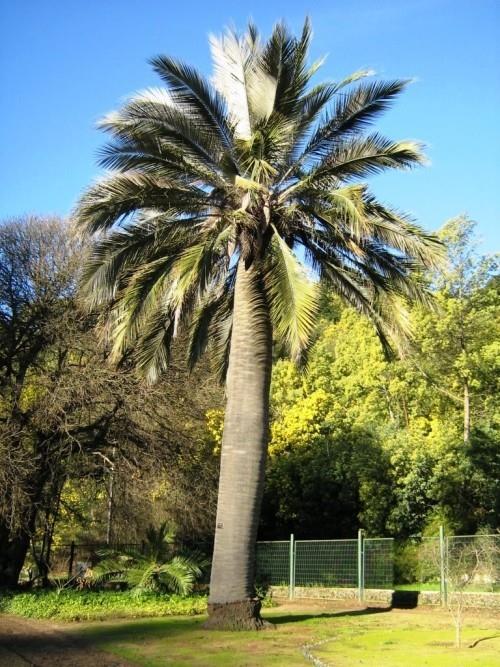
394,582,440,591
2,593,498,665
67,606,500,667
395,583,500,593
314,620,500,666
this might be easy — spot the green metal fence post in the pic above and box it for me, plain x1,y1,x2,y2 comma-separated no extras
439,525,448,607
289,534,295,600
358,529,365,602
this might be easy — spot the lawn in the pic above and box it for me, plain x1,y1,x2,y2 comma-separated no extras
69,603,499,666
394,582,500,593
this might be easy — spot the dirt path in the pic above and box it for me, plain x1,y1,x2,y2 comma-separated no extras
0,615,137,667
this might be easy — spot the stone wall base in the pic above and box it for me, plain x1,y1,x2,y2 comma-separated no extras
269,585,392,605
269,586,500,609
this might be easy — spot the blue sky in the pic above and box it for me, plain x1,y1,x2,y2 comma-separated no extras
1,0,499,252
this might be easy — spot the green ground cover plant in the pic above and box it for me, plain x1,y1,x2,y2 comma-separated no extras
0,588,276,622
0,590,207,621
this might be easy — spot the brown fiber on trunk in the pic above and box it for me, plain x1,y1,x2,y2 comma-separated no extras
203,599,274,631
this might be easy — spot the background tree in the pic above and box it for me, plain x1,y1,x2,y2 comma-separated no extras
416,215,499,443
256,221,499,542
0,217,497,594
0,216,80,585
261,303,393,538
0,216,221,586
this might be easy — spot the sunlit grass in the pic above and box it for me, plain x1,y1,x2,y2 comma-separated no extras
70,606,500,667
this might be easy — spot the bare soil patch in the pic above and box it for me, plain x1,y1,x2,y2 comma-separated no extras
0,615,137,667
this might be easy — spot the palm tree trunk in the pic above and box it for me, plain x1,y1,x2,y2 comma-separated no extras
205,260,273,630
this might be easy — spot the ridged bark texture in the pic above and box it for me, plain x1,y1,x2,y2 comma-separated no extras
0,524,30,587
206,261,273,630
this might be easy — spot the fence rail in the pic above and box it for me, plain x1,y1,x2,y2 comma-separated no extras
414,532,500,604
27,530,499,607
256,531,393,601
256,530,499,604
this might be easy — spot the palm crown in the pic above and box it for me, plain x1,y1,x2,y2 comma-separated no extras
76,20,442,381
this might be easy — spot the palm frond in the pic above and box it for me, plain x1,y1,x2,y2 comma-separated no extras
133,304,176,383
75,19,441,382
100,88,235,180
264,229,319,359
155,556,202,595
283,134,425,199
75,172,208,235
210,302,233,382
301,80,410,162
149,55,235,154
79,212,199,309
323,133,426,180
187,273,234,370
210,30,253,139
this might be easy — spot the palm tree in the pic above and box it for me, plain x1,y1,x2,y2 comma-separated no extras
87,522,204,596
75,19,443,628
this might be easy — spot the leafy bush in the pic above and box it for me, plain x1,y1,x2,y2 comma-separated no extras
85,522,207,596
0,589,207,621
394,542,420,584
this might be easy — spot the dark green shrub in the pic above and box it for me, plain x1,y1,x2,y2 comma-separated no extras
394,542,420,584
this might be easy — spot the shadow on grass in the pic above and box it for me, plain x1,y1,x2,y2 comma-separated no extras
75,615,205,645
0,606,393,657
391,590,420,608
269,606,392,626
72,606,392,647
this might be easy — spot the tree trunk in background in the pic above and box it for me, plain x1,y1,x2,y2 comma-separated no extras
0,523,31,587
0,444,52,587
0,477,41,587
463,380,470,443
106,448,116,545
205,261,273,630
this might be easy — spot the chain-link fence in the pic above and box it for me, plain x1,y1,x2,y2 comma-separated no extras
295,539,358,588
399,531,500,603
255,540,290,588
365,538,394,588
27,530,498,605
416,536,441,590
255,531,499,603
255,532,393,600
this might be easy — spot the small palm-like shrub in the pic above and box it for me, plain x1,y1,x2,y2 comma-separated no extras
86,523,205,596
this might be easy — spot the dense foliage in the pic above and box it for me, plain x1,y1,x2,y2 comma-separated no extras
260,216,499,539
0,214,497,586
0,216,221,587
207,216,499,540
